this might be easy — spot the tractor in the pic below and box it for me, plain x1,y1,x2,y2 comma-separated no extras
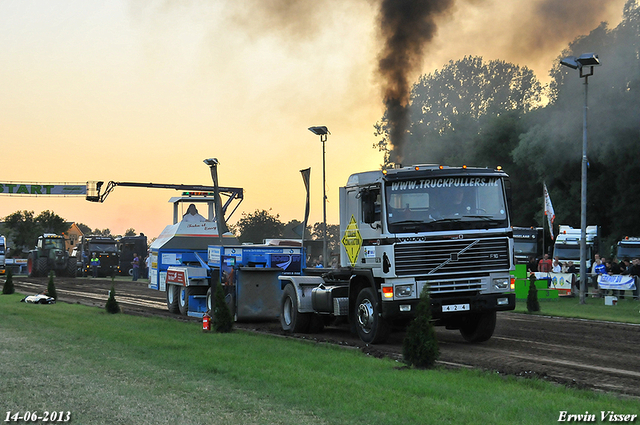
27,234,77,278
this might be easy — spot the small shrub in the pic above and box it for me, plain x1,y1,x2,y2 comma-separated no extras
2,269,15,294
402,288,439,369
213,283,233,333
47,271,58,300
105,284,121,314
527,273,540,313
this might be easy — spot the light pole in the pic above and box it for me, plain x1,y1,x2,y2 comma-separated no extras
560,53,600,304
308,126,330,267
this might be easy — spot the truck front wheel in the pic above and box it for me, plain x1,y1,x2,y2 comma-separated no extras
355,287,390,344
166,285,180,314
280,284,310,333
459,311,496,343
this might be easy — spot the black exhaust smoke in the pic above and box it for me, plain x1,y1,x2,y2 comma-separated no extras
377,0,454,164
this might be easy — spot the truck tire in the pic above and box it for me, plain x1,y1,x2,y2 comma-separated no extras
280,284,310,333
66,258,77,278
37,257,50,278
355,287,390,344
166,285,180,314
459,311,496,343
178,286,191,316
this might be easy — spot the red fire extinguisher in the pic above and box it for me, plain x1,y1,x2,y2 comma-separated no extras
202,312,211,332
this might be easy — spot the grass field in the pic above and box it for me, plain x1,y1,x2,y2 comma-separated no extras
1,293,638,425
513,295,640,324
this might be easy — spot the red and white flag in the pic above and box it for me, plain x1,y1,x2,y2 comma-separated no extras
543,182,555,240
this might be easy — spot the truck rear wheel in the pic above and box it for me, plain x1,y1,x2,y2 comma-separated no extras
178,286,191,315
459,311,496,343
280,284,310,333
355,287,390,344
166,285,180,314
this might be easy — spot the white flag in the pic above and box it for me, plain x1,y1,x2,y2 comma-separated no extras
543,183,555,240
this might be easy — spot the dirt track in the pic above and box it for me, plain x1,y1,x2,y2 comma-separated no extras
11,276,640,399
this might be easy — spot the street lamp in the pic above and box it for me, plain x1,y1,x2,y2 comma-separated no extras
560,52,600,304
308,126,330,268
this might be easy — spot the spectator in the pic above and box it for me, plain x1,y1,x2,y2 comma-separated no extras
629,258,640,300
538,254,552,273
552,257,562,273
132,253,140,282
90,253,100,278
594,257,608,297
527,256,538,274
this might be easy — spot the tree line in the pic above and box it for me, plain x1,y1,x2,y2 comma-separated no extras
375,0,640,252
0,210,137,256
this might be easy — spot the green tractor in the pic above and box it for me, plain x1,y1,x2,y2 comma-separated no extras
27,234,77,278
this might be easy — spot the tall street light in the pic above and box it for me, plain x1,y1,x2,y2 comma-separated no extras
560,52,600,304
308,126,330,267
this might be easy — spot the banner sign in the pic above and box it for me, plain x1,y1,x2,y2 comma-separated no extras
597,274,637,290
0,182,87,196
534,272,573,290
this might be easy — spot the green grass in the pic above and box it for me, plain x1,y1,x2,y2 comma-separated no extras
514,295,640,324
1,293,638,425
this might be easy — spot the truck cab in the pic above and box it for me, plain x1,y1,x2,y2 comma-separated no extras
512,226,544,264
615,237,640,261
280,165,516,344
553,225,599,269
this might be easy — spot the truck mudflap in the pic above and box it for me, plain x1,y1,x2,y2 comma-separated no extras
381,292,515,320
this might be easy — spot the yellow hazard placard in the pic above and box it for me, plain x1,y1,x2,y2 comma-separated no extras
341,215,362,266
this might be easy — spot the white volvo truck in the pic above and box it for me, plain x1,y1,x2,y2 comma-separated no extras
280,165,516,343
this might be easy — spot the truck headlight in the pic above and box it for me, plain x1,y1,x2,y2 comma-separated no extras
395,284,413,298
493,278,510,291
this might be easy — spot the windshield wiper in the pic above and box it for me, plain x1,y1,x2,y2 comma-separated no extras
390,219,428,225
460,214,495,221
430,217,462,223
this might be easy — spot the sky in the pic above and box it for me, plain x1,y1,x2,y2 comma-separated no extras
0,0,627,240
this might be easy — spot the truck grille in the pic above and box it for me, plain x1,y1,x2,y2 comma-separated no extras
394,237,510,277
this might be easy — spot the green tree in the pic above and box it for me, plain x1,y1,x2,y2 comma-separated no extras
93,228,112,237
2,269,15,295
36,210,69,234
310,222,340,261
233,209,284,244
402,288,439,368
375,56,543,167
47,271,57,300
515,0,640,239
527,274,540,313
124,228,137,237
105,284,120,314
4,211,42,253
213,283,233,333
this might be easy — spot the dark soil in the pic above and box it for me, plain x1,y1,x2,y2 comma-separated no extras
11,276,640,399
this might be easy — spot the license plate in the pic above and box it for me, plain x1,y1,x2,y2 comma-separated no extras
442,303,470,312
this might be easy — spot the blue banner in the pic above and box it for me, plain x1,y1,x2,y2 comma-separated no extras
597,274,637,290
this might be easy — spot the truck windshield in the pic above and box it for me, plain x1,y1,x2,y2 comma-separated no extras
89,243,118,252
514,241,537,255
385,176,508,232
617,244,640,260
554,244,582,260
